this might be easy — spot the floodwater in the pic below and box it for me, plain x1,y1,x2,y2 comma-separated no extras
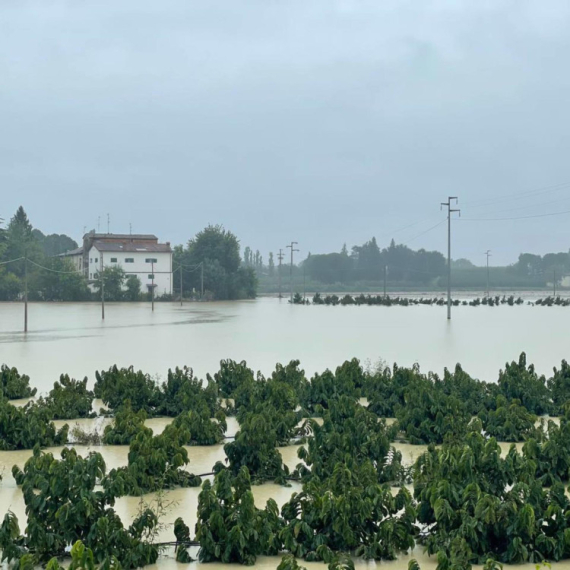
1,297,570,393
2,298,570,569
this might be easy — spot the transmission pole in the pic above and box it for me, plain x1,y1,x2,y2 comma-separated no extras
179,265,183,306
277,249,284,299
24,251,28,333
441,197,460,320
101,254,105,320
151,260,155,312
485,250,491,297
287,242,299,303
200,262,204,300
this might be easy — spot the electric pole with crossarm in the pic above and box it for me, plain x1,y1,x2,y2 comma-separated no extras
441,197,460,320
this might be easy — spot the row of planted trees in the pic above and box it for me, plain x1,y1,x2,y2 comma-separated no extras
2,354,570,568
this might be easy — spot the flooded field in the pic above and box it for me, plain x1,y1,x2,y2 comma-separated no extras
1,297,570,569
1,297,569,392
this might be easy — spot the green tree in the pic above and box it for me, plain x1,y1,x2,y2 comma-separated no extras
124,274,142,301
92,266,126,301
178,225,257,300
268,252,275,276
4,206,42,278
31,257,90,301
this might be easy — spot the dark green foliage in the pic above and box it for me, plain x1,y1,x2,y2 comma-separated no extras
102,404,149,445
414,426,570,565
481,396,538,442
9,447,159,568
94,366,161,414
174,518,194,563
523,409,570,485
169,407,226,445
209,359,255,398
277,554,307,570
366,364,423,418
300,367,359,415
195,467,282,564
548,359,570,414
396,381,469,445
498,352,552,415
104,427,201,496
44,375,95,420
174,224,257,300
224,410,290,483
157,366,219,417
281,461,416,561
0,399,68,450
296,397,404,485
440,364,496,415
0,365,36,399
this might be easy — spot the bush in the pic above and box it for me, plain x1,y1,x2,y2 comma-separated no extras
7,447,159,568
102,403,150,445
0,399,68,450
94,366,161,414
0,365,36,399
195,467,282,564
104,427,201,496
43,374,95,420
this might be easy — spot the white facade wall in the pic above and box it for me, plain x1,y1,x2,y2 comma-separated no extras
87,246,172,295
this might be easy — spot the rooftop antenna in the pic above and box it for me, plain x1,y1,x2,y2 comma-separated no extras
107,213,110,234
97,216,100,232
129,223,132,235
83,225,86,237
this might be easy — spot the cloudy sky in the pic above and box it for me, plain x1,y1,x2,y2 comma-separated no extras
2,0,570,265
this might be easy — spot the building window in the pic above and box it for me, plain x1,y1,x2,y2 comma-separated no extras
94,258,98,263
125,258,134,263
110,258,117,263
148,274,155,279
145,258,158,263
90,273,93,279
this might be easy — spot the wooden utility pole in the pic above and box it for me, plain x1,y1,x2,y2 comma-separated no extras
101,254,105,320
277,249,284,299
485,250,491,297
441,197,460,320
287,242,299,303
200,262,204,300
151,260,155,311
180,266,183,306
24,253,28,333
554,269,557,297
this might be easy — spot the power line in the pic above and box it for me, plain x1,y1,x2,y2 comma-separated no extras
0,256,24,266
401,219,446,246
459,208,570,222
27,259,83,274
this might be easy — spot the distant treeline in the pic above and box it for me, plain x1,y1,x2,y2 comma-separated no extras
251,238,570,292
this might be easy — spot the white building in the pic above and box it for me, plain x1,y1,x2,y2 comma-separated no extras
61,233,173,296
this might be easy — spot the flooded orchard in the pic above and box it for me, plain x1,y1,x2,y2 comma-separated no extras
1,297,570,569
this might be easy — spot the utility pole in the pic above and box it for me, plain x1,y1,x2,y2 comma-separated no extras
554,269,557,297
151,261,155,311
303,265,306,301
485,250,491,297
287,242,299,303
383,265,388,297
179,266,183,306
200,262,204,300
277,249,284,299
24,252,28,333
441,197,460,320
101,254,105,320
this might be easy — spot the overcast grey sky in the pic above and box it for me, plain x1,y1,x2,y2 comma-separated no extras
2,0,570,265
